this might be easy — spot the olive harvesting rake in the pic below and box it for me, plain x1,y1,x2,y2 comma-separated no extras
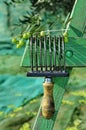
27,35,69,119
21,0,86,129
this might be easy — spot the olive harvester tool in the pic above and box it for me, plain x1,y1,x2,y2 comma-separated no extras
27,35,69,119
21,0,86,129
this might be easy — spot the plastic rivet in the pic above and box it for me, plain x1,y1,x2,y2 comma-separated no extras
66,50,73,58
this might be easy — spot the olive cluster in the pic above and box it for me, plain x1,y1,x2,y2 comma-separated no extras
12,31,45,48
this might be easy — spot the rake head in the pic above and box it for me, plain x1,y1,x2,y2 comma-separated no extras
27,34,69,77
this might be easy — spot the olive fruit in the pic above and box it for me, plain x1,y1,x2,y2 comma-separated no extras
12,37,18,44
16,39,25,48
63,32,68,43
64,37,68,43
26,32,31,37
23,33,28,39
23,32,31,39
40,31,45,36
19,39,25,46
16,44,21,48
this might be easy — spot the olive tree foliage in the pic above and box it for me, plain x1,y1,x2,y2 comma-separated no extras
4,0,75,36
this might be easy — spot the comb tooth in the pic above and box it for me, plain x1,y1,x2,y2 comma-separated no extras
53,36,56,70
40,37,43,71
30,36,33,71
49,36,52,71
62,36,65,70
35,35,38,71
44,36,47,71
58,36,61,70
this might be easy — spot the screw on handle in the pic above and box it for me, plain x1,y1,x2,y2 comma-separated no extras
41,79,55,119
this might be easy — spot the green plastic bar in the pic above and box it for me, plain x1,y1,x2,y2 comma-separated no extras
66,0,86,37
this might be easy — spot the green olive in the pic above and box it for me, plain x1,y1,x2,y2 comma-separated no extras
40,31,45,36
63,32,68,37
12,37,18,44
64,37,68,43
23,32,31,39
19,39,25,46
26,32,31,37
23,33,28,39
63,32,68,43
16,43,21,48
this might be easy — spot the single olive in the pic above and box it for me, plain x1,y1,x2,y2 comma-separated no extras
40,31,45,36
19,39,25,46
12,37,18,44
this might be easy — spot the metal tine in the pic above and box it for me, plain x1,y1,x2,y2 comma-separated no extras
30,36,33,71
53,36,56,70
49,35,52,71
39,37,43,71
44,36,47,71
34,34,38,71
58,36,61,70
62,36,65,71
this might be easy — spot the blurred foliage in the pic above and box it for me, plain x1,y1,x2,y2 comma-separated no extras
8,0,75,35
7,0,75,48
0,0,75,55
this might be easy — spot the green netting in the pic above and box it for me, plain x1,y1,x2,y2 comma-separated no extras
0,75,43,113
0,0,31,55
